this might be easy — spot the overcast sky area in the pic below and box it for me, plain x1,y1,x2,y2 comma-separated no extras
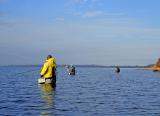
0,0,160,65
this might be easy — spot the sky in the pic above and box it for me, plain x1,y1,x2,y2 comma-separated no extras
0,0,160,65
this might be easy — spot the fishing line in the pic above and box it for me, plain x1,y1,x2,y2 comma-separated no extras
11,68,40,76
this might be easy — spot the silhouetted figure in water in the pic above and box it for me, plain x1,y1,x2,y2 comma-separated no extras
115,66,120,73
67,65,76,75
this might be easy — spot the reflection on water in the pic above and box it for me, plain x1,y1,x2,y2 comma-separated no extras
39,84,56,116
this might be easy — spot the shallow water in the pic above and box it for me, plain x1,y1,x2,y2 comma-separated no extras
0,66,160,116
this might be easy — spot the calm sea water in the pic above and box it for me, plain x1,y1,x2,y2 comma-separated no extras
0,66,160,116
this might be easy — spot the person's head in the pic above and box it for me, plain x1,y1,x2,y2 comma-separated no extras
115,66,119,68
47,55,52,60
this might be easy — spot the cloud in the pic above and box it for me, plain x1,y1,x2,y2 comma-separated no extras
83,11,103,18
68,0,97,4
71,0,88,3
105,12,126,17
0,11,7,17
1,16,160,65
0,21,17,28
74,0,97,3
55,17,65,21
0,19,29,29
75,11,126,18
0,0,8,3
80,11,103,18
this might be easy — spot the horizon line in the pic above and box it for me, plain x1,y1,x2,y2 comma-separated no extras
0,64,153,67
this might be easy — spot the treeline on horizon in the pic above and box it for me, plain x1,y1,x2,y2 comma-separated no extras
1,64,154,68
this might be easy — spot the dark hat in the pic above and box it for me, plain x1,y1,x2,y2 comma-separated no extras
47,55,52,59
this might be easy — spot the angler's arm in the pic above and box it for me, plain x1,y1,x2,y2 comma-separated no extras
40,63,48,77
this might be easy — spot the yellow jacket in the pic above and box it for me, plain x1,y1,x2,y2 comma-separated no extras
40,57,57,78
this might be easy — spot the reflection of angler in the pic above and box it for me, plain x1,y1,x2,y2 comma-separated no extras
68,65,76,75
115,66,120,73
39,84,55,115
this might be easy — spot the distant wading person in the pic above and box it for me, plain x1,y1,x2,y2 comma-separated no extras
40,55,57,85
68,65,76,75
115,66,120,73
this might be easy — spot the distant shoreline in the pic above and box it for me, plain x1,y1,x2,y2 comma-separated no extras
0,64,150,68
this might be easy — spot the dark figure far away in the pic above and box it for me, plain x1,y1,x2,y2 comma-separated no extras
67,65,76,75
115,66,120,73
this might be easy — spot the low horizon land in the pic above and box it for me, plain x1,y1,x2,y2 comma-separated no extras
0,64,154,68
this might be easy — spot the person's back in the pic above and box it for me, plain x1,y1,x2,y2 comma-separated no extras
71,66,75,72
40,55,57,84
115,66,120,73
68,65,75,75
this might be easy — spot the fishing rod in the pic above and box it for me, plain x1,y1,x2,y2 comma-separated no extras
12,67,59,76
12,68,40,76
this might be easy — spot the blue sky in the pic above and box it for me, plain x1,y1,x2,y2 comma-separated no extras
0,0,160,65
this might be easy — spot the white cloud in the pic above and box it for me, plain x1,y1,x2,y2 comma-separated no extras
0,0,8,3
105,12,126,16
0,21,17,28
0,12,4,17
71,0,88,3
55,17,65,21
68,0,97,4
81,11,103,18
75,11,126,18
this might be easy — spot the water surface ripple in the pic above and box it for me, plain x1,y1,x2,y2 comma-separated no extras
0,66,160,116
